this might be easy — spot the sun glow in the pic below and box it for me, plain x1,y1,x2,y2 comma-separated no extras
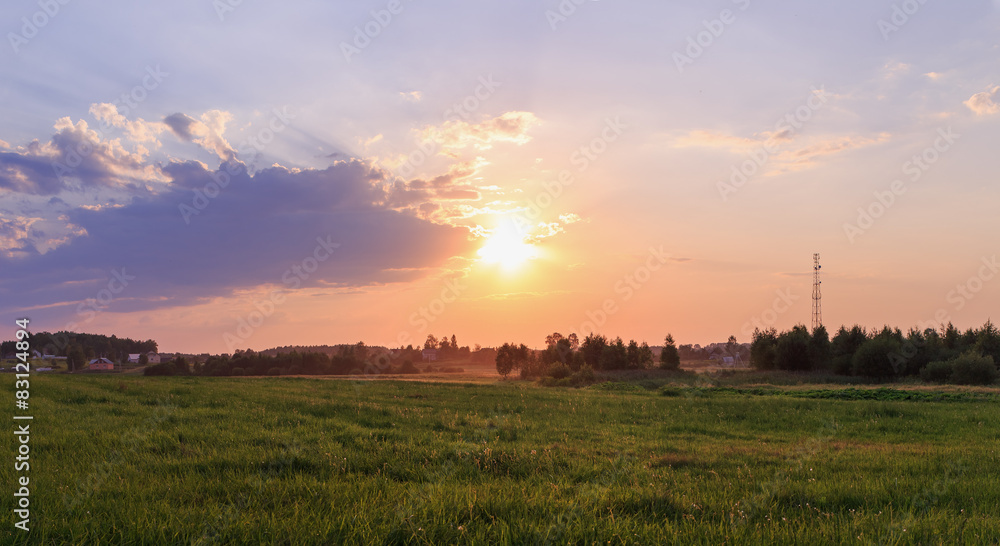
476,226,538,270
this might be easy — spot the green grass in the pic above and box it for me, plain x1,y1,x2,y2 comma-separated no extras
4,375,999,544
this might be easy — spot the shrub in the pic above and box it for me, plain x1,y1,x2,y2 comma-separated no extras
538,364,596,388
547,363,572,380
288,365,303,375
919,361,952,384
574,364,595,383
231,367,246,376
399,360,420,374
143,362,178,376
949,352,998,385
267,367,283,376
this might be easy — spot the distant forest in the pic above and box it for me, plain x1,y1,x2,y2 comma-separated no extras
1,331,158,370
749,321,1000,385
145,335,497,377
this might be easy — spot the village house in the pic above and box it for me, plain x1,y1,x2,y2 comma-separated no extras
127,352,162,364
88,358,115,371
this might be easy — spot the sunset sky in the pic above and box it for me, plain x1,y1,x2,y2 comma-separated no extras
2,0,999,354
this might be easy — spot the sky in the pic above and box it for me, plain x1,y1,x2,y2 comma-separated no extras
1,0,999,354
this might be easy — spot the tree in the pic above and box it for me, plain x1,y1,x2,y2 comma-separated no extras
424,335,438,350
638,342,654,368
626,339,642,369
831,325,867,375
581,334,607,369
974,320,1000,363
775,325,812,371
67,345,86,372
499,343,540,379
602,338,629,370
174,356,190,375
138,353,149,366
545,332,564,347
809,325,832,371
567,333,579,351
852,337,901,380
749,328,777,370
659,334,680,371
496,343,527,378
450,334,457,350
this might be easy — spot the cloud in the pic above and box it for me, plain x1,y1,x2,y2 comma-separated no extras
0,216,40,258
475,290,570,301
964,87,1000,116
400,91,422,102
164,110,237,160
419,111,539,152
89,103,167,144
0,157,477,317
387,160,486,215
0,117,159,195
673,129,891,175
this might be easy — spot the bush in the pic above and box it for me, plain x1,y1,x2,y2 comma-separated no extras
949,352,998,385
143,362,178,376
538,364,597,388
399,360,420,374
547,363,572,380
920,361,952,383
267,367,283,376
574,364,595,383
231,367,246,376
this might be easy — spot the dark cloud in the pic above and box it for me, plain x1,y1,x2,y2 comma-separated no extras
162,113,197,141
0,119,147,195
0,159,475,316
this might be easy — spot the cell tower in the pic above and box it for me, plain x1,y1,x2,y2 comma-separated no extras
812,253,822,331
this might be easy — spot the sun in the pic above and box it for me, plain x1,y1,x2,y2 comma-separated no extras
477,226,538,270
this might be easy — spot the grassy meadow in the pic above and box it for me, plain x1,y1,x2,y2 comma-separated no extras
4,374,1000,544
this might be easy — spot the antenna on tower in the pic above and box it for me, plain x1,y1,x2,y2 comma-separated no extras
812,253,822,331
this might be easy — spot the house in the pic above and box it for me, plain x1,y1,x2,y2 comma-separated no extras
422,349,438,362
127,352,161,364
88,358,115,371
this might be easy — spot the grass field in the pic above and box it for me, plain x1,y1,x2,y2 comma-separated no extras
4,374,1000,544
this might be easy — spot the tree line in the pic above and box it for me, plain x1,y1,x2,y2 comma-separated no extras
495,332,685,380
2,331,158,372
750,321,1000,384
144,341,491,377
